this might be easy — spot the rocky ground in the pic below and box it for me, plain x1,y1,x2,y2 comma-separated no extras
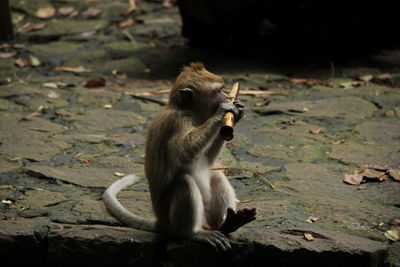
1,0,400,266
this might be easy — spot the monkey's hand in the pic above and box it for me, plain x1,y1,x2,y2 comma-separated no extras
233,100,245,121
194,230,231,251
220,208,256,234
218,102,240,121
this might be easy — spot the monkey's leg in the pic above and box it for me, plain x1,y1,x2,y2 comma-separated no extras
207,170,237,229
208,170,257,234
169,174,231,250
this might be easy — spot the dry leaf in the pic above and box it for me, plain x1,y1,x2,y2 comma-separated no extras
389,219,400,226
106,134,122,138
103,104,112,109
47,90,59,99
54,66,92,74
388,169,400,181
332,140,346,145
118,18,135,28
69,10,79,18
43,82,58,89
343,170,363,185
339,81,363,89
15,58,29,68
82,7,102,19
1,199,12,204
306,216,319,223
303,233,314,241
358,164,389,171
58,7,75,16
112,69,127,80
18,23,47,33
36,6,56,19
21,105,45,121
358,169,386,180
384,228,400,242
0,52,16,59
83,76,106,87
358,74,373,82
43,82,70,89
309,127,321,135
114,172,125,177
13,44,25,49
375,73,392,80
29,55,41,67
290,78,328,86
81,159,92,163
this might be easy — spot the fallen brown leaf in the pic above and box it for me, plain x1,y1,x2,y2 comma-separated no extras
47,91,59,99
81,159,92,163
303,233,314,241
36,6,56,19
343,170,363,185
82,7,102,19
1,199,12,204
69,10,79,18
43,82,71,89
339,81,363,89
29,55,41,67
290,78,328,86
357,74,373,82
21,105,45,121
118,18,135,28
332,140,346,145
54,66,92,74
306,216,319,223
358,164,389,171
18,23,47,33
0,52,16,59
13,44,25,49
106,134,122,138
375,73,392,80
388,169,400,181
358,169,386,180
389,219,400,226
385,228,400,242
58,7,75,16
309,127,321,135
83,76,106,87
15,58,29,68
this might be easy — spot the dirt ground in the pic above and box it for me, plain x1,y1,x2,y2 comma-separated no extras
0,0,399,266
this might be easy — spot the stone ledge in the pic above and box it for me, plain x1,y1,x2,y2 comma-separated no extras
0,219,395,267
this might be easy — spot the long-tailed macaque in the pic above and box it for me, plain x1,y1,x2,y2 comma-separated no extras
103,62,256,250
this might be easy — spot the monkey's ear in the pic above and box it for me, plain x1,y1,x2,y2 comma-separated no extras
179,88,193,104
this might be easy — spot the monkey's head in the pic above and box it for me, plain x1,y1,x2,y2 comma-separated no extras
169,62,228,120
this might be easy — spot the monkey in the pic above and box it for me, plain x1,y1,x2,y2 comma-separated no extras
103,62,256,251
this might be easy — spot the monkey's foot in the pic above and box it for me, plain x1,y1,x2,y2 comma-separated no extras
194,230,231,251
220,207,257,234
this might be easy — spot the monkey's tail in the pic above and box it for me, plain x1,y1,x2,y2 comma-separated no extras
103,174,156,232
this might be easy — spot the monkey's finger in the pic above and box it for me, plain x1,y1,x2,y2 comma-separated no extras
212,236,231,251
